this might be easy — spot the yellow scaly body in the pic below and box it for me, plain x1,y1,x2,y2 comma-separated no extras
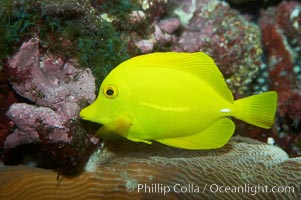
80,52,277,149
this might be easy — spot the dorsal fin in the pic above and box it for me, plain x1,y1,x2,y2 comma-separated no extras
119,52,234,102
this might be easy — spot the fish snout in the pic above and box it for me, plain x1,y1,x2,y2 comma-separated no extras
79,103,108,125
79,104,97,121
79,107,90,120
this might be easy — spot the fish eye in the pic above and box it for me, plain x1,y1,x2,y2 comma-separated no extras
106,89,114,96
103,85,118,98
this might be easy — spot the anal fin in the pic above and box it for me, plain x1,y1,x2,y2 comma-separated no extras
156,118,235,150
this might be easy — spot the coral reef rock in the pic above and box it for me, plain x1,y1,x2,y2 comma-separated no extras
171,0,262,96
4,39,98,173
6,39,95,119
0,137,300,199
259,1,301,156
0,70,17,149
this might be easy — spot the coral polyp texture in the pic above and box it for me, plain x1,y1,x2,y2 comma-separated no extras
0,137,300,199
4,39,98,174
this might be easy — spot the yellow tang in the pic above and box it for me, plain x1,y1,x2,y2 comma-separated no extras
80,52,277,149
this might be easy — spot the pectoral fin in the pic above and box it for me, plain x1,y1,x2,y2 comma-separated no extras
156,118,235,150
96,118,132,138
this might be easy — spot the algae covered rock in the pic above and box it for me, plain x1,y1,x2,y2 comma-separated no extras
4,39,98,174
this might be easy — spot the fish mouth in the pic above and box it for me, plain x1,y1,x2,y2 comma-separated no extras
79,108,91,121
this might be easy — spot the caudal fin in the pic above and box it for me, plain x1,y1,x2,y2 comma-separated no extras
234,91,277,129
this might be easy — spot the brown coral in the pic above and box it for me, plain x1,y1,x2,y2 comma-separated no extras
0,137,300,199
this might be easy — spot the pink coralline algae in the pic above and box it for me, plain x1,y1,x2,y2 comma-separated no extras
3,39,99,173
5,104,70,149
135,22,179,53
259,1,301,156
6,39,95,120
172,0,263,96
132,15,180,53
157,17,181,34
107,0,179,54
